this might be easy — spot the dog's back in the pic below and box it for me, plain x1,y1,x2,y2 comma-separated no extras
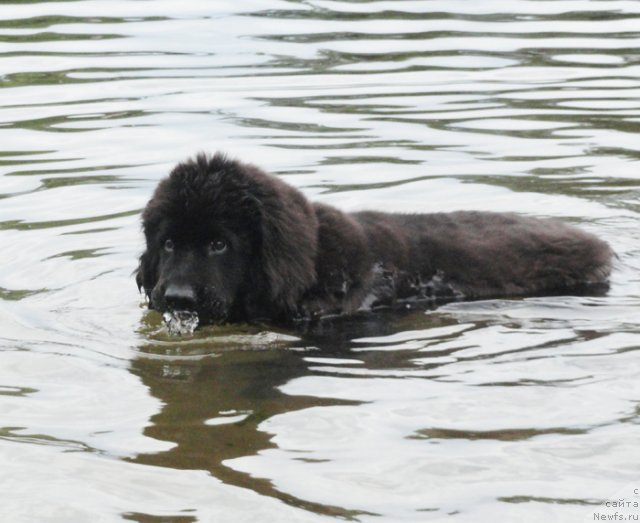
353,210,612,300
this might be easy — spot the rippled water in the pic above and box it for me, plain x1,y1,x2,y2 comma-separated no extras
2,1,640,522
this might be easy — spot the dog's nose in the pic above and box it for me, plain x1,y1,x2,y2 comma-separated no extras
164,283,196,310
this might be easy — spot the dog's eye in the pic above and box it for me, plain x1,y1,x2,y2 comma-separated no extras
208,239,227,254
164,239,174,252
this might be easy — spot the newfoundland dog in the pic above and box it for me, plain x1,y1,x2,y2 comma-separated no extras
136,153,613,333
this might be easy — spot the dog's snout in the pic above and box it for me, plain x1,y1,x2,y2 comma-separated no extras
164,283,196,310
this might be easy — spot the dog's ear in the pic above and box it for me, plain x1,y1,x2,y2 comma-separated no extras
135,250,158,303
253,176,318,311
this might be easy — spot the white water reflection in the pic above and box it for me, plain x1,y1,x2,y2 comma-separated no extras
0,1,640,522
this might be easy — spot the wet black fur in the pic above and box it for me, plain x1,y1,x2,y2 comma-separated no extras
137,153,613,325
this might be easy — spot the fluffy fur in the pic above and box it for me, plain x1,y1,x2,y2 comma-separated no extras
137,153,613,326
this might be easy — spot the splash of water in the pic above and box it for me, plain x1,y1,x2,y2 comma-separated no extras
162,310,200,335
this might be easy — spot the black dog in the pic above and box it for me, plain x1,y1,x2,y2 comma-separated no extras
136,153,613,329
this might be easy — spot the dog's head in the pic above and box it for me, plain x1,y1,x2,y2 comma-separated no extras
136,153,318,326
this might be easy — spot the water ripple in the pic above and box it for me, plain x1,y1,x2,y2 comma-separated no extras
0,1,639,522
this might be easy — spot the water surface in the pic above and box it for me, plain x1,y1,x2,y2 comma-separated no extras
1,1,640,522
